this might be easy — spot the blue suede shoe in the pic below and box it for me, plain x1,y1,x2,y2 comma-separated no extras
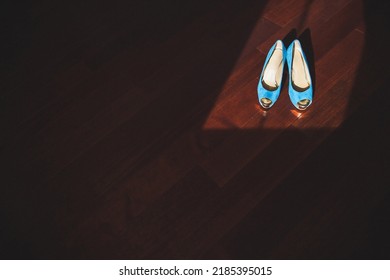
286,39,313,110
257,40,286,109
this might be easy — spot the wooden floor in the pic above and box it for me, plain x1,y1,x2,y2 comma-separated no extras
1,0,390,259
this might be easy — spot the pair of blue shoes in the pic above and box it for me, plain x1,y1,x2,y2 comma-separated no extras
257,40,313,110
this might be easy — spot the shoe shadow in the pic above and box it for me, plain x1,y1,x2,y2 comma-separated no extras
298,28,316,95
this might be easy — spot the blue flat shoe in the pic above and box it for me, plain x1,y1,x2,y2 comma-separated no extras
286,39,313,110
257,40,286,109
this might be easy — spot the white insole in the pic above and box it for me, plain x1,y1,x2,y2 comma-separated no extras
292,41,311,90
262,41,284,89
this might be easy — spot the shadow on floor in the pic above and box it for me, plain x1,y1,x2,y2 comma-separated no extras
1,0,389,259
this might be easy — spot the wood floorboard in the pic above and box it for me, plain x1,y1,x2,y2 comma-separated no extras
259,0,360,56
205,83,389,259
1,0,389,259
293,29,365,131
201,28,365,185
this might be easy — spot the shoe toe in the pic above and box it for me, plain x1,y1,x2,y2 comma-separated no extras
297,99,310,110
260,98,273,108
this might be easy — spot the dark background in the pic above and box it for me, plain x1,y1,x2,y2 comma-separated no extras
1,0,389,259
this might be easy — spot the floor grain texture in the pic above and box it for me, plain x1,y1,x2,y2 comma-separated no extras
1,0,389,259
